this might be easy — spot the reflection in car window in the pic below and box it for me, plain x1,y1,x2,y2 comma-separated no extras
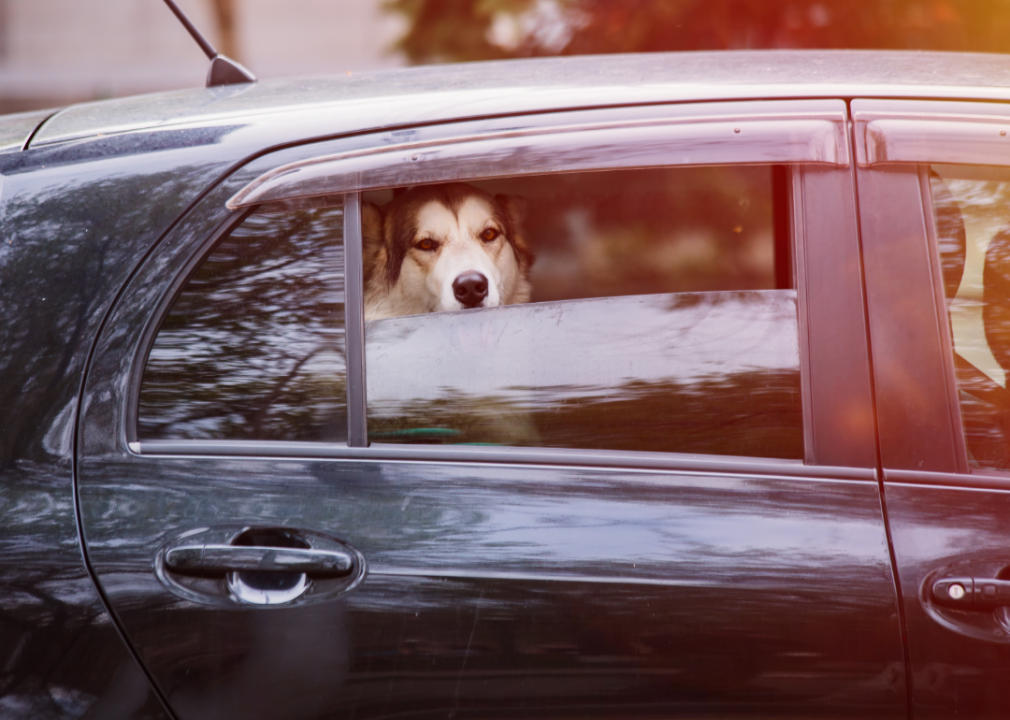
138,205,347,441
931,166,1010,470
363,167,804,458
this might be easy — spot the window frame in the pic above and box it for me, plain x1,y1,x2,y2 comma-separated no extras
852,98,1010,480
129,99,874,474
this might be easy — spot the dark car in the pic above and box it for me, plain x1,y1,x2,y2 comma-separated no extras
6,49,1010,719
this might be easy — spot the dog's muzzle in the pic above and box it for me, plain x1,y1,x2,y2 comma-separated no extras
452,272,489,308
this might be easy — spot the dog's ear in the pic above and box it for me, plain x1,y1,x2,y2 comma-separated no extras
495,194,535,272
361,201,387,288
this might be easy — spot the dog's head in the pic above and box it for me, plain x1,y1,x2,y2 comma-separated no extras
363,183,534,318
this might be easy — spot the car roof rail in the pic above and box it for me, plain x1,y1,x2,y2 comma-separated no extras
161,0,256,88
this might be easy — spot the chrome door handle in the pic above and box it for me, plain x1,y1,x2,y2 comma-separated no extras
932,577,1010,610
165,544,353,577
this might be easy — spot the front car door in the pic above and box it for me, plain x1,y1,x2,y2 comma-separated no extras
78,99,905,719
855,98,1010,719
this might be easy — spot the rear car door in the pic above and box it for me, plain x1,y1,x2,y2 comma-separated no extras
855,98,1010,719
78,99,906,719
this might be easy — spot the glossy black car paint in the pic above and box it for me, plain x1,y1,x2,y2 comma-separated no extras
0,82,376,719
78,457,903,719
0,96,369,717
11,50,1010,719
0,129,241,718
855,130,1010,719
65,91,906,718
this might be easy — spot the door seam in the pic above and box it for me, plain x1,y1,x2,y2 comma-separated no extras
847,100,914,720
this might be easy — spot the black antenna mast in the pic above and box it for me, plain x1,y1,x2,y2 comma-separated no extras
161,0,256,87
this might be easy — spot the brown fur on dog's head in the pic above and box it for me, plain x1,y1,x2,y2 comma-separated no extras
362,183,534,320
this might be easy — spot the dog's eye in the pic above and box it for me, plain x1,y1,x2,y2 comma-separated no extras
480,228,499,242
416,238,437,251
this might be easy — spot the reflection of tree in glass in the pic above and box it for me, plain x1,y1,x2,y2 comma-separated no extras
139,206,347,441
369,369,802,459
928,172,967,299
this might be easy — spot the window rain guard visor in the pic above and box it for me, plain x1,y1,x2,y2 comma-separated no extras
854,99,1010,167
227,99,849,209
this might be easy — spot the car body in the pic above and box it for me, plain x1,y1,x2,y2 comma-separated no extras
6,49,1010,719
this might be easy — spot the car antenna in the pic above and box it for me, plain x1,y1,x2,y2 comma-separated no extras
161,0,256,87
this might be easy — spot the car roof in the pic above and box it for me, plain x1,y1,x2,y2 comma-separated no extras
0,108,60,153
25,50,1010,150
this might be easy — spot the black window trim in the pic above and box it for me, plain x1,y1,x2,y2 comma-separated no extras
344,192,367,447
855,159,964,473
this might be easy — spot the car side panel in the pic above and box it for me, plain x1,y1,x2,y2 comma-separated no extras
77,451,905,720
855,104,1010,719
881,475,1010,719
0,130,255,717
75,118,905,718
795,165,877,468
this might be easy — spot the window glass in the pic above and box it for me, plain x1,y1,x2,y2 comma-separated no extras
138,205,347,442
931,165,1010,470
363,167,804,458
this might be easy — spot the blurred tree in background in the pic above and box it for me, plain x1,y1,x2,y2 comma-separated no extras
210,0,241,61
385,0,1010,63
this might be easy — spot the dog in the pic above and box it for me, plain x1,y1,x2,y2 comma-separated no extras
362,183,534,321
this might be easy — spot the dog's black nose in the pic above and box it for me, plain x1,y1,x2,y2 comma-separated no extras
453,272,489,308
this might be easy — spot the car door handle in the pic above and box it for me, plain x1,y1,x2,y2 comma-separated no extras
165,544,353,577
932,577,1010,610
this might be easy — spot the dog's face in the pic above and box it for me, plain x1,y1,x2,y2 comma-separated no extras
363,183,534,320
403,193,520,312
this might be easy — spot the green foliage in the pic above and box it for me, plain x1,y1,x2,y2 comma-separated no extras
385,0,532,63
386,0,1010,63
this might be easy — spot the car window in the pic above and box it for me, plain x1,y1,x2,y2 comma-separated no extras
363,166,804,458
137,204,347,442
930,165,1010,470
